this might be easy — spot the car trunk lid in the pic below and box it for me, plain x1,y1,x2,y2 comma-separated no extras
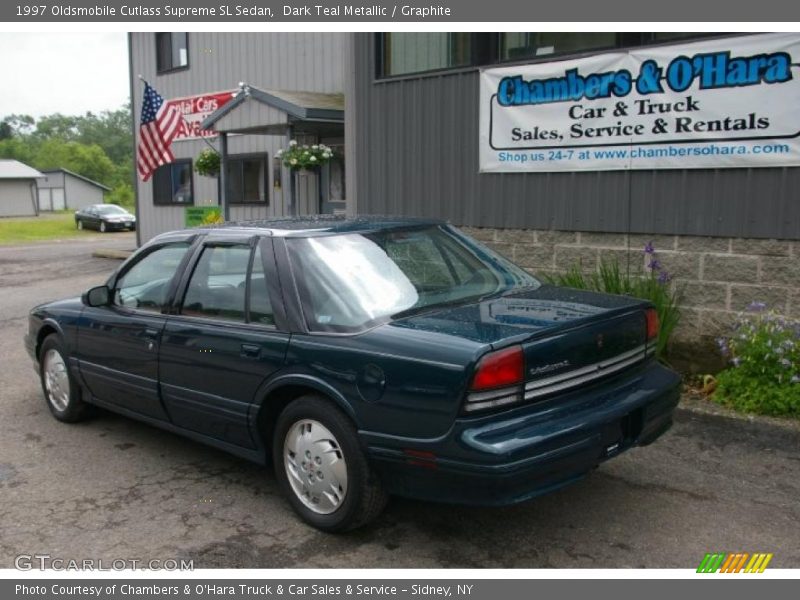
391,284,651,410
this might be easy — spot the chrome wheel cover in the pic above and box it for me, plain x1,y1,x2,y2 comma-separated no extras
283,419,348,515
43,349,70,412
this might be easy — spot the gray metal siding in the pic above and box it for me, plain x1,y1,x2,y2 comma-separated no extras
352,34,800,240
0,180,37,217
37,172,65,189
130,32,346,242
64,175,105,210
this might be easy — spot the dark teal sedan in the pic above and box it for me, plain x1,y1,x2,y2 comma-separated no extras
25,217,680,531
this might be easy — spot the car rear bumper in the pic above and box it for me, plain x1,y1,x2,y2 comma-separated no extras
360,360,680,506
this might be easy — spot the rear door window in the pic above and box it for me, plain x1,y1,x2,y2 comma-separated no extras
181,245,251,321
248,245,275,326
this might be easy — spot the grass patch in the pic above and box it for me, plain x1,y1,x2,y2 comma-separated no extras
0,213,95,245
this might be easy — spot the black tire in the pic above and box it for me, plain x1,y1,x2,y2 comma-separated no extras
272,395,387,532
38,335,91,423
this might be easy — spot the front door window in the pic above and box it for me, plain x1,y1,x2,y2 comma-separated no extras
114,242,191,312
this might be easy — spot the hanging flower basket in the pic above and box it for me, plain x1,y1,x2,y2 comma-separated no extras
277,140,333,171
195,148,221,177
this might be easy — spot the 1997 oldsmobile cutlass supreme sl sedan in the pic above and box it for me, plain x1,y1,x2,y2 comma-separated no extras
25,217,680,531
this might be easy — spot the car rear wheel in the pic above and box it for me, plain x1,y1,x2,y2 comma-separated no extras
39,335,91,423
99,221,107,233
273,395,387,532
76,220,83,230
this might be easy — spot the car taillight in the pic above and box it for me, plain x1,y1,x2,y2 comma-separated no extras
471,345,523,390
645,308,659,356
464,346,524,412
645,308,659,340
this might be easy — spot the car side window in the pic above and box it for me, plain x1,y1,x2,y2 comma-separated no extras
181,245,251,321
248,245,275,326
114,242,191,312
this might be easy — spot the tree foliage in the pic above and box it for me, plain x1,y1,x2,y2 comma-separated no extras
0,105,133,207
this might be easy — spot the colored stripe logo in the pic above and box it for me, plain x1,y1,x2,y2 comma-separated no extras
697,553,773,573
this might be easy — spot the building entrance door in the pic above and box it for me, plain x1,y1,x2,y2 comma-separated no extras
52,188,65,211
292,139,346,216
320,140,346,215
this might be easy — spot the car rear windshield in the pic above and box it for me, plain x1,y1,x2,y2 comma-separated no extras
286,225,539,333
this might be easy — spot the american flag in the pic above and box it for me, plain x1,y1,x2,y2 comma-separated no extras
137,83,185,181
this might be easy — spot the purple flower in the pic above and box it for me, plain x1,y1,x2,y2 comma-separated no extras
746,301,767,312
643,241,655,255
657,271,672,285
792,375,800,384
731,357,742,367
647,259,662,272
780,357,791,368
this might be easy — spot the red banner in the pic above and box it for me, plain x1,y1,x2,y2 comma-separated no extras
165,90,237,140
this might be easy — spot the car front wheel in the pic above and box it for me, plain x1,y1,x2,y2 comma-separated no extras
39,335,91,423
273,395,387,532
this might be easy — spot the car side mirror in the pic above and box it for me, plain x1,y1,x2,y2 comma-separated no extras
82,285,111,307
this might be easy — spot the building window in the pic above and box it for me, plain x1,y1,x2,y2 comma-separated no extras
499,33,617,61
376,33,722,78
225,155,269,204
153,160,193,205
380,33,472,76
156,32,189,73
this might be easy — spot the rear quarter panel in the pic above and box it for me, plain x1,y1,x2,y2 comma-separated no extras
285,325,484,439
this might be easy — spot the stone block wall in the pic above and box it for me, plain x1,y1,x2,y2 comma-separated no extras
459,227,799,361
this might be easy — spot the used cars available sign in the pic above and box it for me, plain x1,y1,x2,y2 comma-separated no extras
165,90,236,140
479,33,800,172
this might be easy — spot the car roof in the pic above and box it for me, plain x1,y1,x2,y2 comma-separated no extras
154,215,448,240
85,204,127,210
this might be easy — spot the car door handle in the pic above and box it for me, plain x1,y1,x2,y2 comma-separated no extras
143,328,160,351
240,343,261,359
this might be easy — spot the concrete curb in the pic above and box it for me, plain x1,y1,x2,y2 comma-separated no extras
92,249,134,260
678,390,800,433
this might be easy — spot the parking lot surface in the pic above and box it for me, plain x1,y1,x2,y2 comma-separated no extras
1,236,799,569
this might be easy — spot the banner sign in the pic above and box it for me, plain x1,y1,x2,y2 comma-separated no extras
479,33,800,172
165,90,236,141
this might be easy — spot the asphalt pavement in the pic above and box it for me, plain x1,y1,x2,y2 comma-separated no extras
0,234,798,569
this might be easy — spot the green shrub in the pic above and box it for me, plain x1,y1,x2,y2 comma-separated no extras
107,183,134,209
714,305,800,417
545,242,681,360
